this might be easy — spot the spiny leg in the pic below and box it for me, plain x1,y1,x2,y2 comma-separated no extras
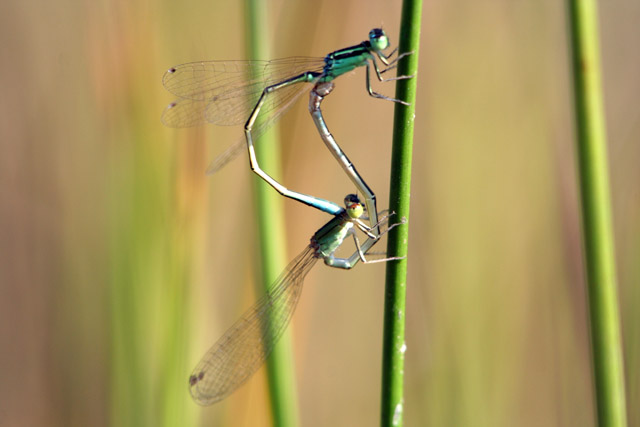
344,210,407,267
378,47,399,65
324,216,406,269
351,213,406,263
377,50,414,71
364,63,410,106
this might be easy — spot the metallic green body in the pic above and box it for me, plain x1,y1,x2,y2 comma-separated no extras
311,210,354,259
321,43,374,82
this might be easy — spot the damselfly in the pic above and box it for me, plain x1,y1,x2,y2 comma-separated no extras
188,194,403,405
162,29,411,223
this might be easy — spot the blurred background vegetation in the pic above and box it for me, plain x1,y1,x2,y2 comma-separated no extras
1,0,639,426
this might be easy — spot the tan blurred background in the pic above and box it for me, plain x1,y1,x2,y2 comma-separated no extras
1,0,639,426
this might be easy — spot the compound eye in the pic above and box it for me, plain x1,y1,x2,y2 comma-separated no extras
369,28,389,51
344,194,360,205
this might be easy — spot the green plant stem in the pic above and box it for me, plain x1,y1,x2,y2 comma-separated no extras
380,2,423,426
244,2,299,426
567,1,627,426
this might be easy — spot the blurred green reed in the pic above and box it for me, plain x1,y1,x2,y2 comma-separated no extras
380,0,423,425
6,1,640,427
244,0,299,425
108,70,198,426
567,1,628,425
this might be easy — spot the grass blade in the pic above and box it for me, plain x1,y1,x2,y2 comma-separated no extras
380,1,423,426
244,1,299,425
567,1,628,425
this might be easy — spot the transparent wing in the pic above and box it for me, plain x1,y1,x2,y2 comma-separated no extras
204,135,246,175
161,99,210,128
189,246,318,405
162,57,325,127
203,81,312,174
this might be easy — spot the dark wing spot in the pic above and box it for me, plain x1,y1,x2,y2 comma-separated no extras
189,373,200,386
168,67,177,73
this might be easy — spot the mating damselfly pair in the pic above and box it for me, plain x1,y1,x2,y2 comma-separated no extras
162,28,412,404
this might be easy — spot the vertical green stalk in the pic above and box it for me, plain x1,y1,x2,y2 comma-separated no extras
244,2,299,426
380,1,423,426
109,100,195,426
567,1,628,426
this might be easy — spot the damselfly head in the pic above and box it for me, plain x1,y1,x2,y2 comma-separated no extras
344,194,364,219
369,28,390,52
